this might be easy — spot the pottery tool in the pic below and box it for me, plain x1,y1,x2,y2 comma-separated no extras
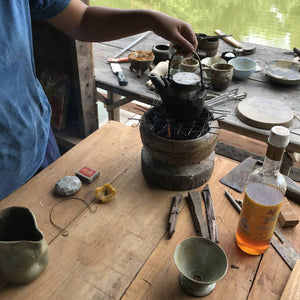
220,157,300,203
109,31,151,60
219,157,257,193
202,184,219,243
187,190,209,239
168,194,182,238
236,97,294,129
107,57,129,63
205,88,247,107
110,62,128,86
215,29,256,55
198,34,232,40
225,191,300,270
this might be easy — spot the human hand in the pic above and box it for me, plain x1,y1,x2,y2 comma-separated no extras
150,11,198,57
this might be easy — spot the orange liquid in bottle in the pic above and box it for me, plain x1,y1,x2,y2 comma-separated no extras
236,182,283,255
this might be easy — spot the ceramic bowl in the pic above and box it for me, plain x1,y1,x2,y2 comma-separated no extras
201,57,227,80
265,60,300,85
229,57,257,80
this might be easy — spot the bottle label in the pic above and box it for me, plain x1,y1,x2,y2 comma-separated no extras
238,183,282,241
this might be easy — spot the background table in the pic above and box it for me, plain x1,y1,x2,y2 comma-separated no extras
0,121,299,299
93,32,300,154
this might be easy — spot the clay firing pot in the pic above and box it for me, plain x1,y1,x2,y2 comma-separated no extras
128,51,154,77
0,206,49,284
152,44,170,65
196,33,219,58
140,109,219,166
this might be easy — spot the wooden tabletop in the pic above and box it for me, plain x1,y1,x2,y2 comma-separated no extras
93,32,300,153
0,121,299,299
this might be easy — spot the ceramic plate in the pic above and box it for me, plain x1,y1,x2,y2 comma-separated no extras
265,60,300,85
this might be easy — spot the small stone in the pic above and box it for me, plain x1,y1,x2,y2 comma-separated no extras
55,176,82,196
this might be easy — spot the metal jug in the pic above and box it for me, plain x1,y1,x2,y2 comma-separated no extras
149,52,207,122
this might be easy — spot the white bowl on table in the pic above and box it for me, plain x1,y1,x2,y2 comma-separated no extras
229,57,257,80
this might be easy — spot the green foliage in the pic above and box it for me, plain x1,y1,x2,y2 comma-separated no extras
90,0,300,49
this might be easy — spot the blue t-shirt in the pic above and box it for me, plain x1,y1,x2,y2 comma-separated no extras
0,0,71,200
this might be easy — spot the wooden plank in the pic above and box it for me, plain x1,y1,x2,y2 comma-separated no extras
93,37,300,153
187,190,209,238
71,39,98,137
0,121,143,290
0,121,142,243
0,159,183,299
278,198,299,228
122,157,262,300
280,259,300,299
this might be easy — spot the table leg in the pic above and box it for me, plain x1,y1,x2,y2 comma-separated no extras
107,92,121,121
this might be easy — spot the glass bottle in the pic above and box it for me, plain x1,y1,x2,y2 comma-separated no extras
236,126,290,255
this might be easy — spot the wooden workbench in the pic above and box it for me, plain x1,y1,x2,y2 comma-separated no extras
0,121,299,299
93,32,300,154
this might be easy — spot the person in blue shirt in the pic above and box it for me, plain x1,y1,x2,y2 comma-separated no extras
0,0,198,200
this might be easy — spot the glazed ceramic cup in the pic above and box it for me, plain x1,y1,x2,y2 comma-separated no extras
211,63,234,91
201,57,227,80
174,237,228,297
180,57,199,73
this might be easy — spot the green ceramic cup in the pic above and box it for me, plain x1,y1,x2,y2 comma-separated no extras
174,237,228,297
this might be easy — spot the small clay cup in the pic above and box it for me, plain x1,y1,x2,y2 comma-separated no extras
152,44,170,65
180,57,199,73
210,63,233,91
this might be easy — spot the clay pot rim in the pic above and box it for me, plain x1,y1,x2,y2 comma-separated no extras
140,119,219,143
211,63,233,71
153,44,170,51
0,206,44,243
128,50,154,62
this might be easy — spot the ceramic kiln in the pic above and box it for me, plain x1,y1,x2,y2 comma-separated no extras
140,53,219,190
140,106,219,190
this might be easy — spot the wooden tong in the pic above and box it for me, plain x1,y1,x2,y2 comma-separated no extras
167,185,219,243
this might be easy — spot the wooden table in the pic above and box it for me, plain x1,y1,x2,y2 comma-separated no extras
93,32,300,154
0,121,299,299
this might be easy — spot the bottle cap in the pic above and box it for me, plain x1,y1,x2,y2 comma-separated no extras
268,126,290,148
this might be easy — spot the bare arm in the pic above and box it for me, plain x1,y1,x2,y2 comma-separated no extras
46,0,197,55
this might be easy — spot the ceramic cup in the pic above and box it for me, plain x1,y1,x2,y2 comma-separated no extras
180,57,199,73
211,63,234,91
152,44,170,65
201,57,227,81
174,237,228,297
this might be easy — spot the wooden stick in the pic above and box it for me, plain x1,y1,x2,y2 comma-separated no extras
187,190,209,239
168,194,182,238
202,184,220,243
280,259,300,299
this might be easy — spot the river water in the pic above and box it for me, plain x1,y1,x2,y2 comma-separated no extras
90,0,300,50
